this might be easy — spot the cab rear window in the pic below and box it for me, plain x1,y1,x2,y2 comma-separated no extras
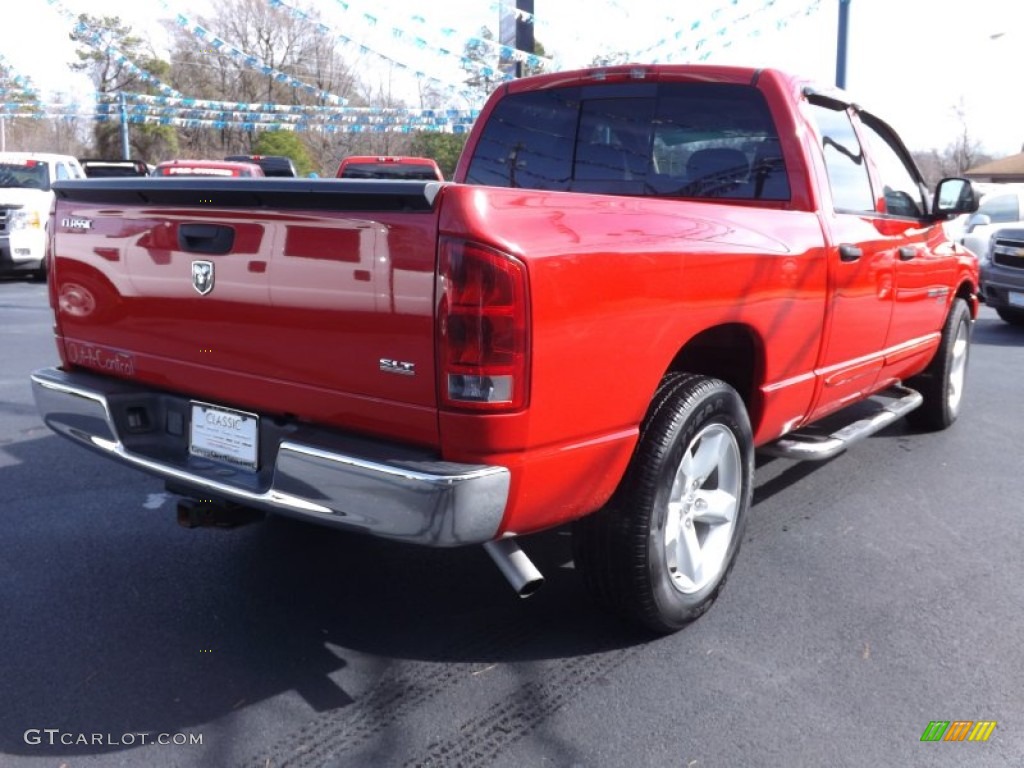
465,82,789,201
340,163,442,180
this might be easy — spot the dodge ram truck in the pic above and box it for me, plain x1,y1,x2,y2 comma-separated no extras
31,65,980,633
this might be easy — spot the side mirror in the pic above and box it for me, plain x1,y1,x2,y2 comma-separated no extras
933,177,980,219
964,212,991,234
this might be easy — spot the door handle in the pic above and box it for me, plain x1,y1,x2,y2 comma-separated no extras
838,244,862,262
178,223,235,255
898,246,917,261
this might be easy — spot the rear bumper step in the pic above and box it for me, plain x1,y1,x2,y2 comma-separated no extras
759,385,923,461
30,367,509,546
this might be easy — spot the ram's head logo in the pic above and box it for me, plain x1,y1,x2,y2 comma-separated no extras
191,260,214,296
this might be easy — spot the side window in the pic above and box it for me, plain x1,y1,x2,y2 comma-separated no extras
808,102,873,213
55,163,70,180
857,115,925,218
978,194,1020,223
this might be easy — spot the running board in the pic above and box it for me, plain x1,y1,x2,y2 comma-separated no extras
759,385,923,461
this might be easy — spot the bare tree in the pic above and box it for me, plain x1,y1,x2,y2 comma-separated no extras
0,63,46,151
910,99,995,188
945,99,992,175
163,0,364,167
70,14,177,161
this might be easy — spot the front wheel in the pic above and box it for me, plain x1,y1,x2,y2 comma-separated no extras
906,298,971,431
573,374,754,634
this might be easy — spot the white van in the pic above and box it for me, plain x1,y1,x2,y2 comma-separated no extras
0,152,85,280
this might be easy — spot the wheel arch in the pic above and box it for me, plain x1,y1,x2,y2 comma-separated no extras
662,322,765,433
955,278,979,319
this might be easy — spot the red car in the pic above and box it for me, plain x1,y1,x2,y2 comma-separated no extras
152,159,265,178
336,155,444,181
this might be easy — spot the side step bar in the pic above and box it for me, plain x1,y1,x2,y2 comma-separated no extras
759,385,923,461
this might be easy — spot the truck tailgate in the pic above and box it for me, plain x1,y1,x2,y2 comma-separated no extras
50,179,443,447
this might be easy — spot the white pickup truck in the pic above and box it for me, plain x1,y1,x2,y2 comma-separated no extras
955,184,1024,326
0,152,85,281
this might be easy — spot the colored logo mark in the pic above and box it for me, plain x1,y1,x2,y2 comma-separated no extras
921,720,997,742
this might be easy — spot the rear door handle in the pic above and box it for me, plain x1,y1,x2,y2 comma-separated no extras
898,246,917,261
838,244,862,262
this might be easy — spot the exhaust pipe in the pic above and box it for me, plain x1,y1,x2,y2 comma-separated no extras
483,538,544,598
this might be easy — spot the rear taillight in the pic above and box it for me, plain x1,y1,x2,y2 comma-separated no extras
438,237,530,411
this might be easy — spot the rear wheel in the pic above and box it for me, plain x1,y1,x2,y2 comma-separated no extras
906,298,971,431
573,373,753,634
996,307,1024,327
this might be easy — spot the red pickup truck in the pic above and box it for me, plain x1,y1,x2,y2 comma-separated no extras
336,155,445,181
32,64,979,633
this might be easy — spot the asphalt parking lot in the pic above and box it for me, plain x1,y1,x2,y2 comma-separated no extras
1,278,1022,767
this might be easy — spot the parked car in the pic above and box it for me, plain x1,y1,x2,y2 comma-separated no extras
224,154,297,177
0,151,85,281
957,183,1024,259
152,159,265,177
79,159,151,178
336,155,444,180
980,227,1024,326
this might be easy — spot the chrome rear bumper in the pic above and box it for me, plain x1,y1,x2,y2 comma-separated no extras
30,367,509,546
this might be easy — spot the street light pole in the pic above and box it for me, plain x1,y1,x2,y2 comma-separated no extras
836,0,852,89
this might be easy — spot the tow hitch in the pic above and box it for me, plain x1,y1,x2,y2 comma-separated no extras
176,498,266,529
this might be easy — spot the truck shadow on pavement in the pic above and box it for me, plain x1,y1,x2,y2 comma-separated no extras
971,314,1024,347
0,434,644,760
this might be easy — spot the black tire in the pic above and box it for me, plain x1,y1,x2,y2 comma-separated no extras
996,307,1024,327
905,298,971,431
573,373,754,634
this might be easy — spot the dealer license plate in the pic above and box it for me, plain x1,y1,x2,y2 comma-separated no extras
1009,291,1024,308
189,402,259,469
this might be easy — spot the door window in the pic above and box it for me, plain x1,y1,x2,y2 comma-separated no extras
857,115,925,218
807,102,873,213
